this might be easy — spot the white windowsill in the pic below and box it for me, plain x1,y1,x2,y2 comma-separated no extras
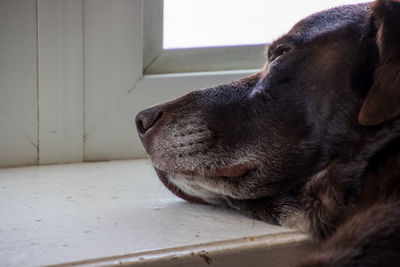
0,160,310,267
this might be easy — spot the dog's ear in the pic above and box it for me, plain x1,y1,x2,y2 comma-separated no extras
358,0,400,126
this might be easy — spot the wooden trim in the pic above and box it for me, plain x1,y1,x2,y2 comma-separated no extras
49,231,310,266
145,45,267,74
143,0,163,70
38,0,84,164
83,0,143,161
0,0,38,167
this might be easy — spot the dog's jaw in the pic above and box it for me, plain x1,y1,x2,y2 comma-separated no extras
155,166,306,228
153,163,259,205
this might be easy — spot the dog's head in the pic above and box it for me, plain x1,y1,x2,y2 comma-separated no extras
136,0,400,225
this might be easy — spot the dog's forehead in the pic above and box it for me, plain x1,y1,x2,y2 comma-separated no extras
279,3,371,44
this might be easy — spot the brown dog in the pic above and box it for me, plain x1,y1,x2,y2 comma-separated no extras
136,0,400,265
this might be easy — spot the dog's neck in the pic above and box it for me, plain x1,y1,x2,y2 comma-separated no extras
299,118,400,239
343,118,400,188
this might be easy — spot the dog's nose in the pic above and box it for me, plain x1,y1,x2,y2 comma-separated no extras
135,106,163,136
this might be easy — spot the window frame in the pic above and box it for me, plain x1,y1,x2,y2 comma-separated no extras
143,0,268,74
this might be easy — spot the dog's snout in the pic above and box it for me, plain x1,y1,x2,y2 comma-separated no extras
135,106,163,136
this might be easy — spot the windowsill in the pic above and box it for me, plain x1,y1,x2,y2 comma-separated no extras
0,160,311,266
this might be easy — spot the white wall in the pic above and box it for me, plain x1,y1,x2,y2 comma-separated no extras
0,0,254,168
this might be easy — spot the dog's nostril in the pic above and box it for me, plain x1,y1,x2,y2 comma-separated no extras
135,106,163,136
136,119,146,136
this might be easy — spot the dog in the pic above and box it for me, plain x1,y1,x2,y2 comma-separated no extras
136,0,400,265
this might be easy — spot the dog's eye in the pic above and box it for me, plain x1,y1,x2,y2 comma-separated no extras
269,45,291,62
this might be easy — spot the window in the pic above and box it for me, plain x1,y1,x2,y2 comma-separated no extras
144,0,370,74
163,0,370,49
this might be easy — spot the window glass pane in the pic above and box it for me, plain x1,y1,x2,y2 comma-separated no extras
163,0,370,49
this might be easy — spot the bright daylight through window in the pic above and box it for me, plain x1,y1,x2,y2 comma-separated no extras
164,0,370,49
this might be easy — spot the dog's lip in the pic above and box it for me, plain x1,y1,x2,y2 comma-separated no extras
207,163,253,178
155,169,207,204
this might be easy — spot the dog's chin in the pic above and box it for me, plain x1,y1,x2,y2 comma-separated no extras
153,162,256,205
154,168,208,204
